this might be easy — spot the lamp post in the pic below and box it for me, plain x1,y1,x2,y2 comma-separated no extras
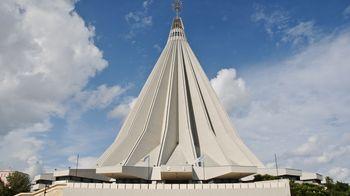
43,184,49,196
193,155,205,182
143,155,150,181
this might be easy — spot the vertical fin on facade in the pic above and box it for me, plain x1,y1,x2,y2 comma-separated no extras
182,49,201,161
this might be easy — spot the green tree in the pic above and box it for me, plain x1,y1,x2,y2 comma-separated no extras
290,181,328,196
5,171,31,196
253,174,279,181
0,179,11,196
252,175,350,196
324,176,350,196
325,176,334,191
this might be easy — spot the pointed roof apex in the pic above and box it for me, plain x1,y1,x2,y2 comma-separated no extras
171,18,184,30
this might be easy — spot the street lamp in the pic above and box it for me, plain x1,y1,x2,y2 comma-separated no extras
142,155,151,181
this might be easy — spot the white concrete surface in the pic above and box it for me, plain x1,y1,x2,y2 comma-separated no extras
31,184,47,191
33,173,54,182
54,169,110,182
258,168,302,177
96,14,263,181
300,172,323,181
61,180,291,196
19,180,290,196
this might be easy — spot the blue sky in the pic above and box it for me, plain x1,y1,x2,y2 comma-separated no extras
75,0,349,81
1,0,350,182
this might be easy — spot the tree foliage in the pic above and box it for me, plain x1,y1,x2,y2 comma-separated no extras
253,174,350,196
0,171,31,196
290,181,328,196
0,179,10,196
324,176,350,196
253,174,280,181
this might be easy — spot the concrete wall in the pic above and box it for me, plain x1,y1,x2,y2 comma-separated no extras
17,184,65,196
64,180,290,196
18,180,291,196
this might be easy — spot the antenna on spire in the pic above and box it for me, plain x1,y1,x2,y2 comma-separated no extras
173,0,182,18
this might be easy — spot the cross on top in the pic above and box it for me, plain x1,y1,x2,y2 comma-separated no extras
173,0,182,18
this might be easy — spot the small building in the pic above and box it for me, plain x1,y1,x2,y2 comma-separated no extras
30,169,111,193
52,169,110,184
300,172,323,184
31,173,54,192
256,168,323,184
257,168,302,181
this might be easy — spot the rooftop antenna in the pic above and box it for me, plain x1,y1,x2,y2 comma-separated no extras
274,153,279,177
75,154,79,176
173,0,182,18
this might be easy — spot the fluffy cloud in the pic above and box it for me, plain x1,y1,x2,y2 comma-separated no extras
210,68,249,115
328,167,350,182
125,0,153,40
0,0,120,176
282,21,317,46
142,0,153,10
251,4,318,46
68,155,97,169
108,97,137,119
0,121,50,176
343,5,350,19
0,0,107,136
153,44,162,52
251,4,290,36
212,28,350,182
74,85,126,111
290,135,321,157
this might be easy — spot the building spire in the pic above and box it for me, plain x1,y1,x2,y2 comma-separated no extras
173,0,182,18
96,0,264,181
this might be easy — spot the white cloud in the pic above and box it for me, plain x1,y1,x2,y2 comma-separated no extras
343,5,350,19
125,13,152,28
328,167,350,182
291,135,321,157
153,44,162,52
210,68,249,115
68,155,97,169
282,21,317,46
74,84,126,111
251,4,290,36
315,145,350,164
142,0,153,10
251,4,318,46
108,97,137,119
0,0,107,136
25,157,44,179
213,28,350,182
125,0,153,39
0,0,111,177
0,121,51,177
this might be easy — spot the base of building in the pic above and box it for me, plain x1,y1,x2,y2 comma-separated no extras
17,179,291,196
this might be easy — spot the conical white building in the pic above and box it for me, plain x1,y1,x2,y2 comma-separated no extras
96,2,263,182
